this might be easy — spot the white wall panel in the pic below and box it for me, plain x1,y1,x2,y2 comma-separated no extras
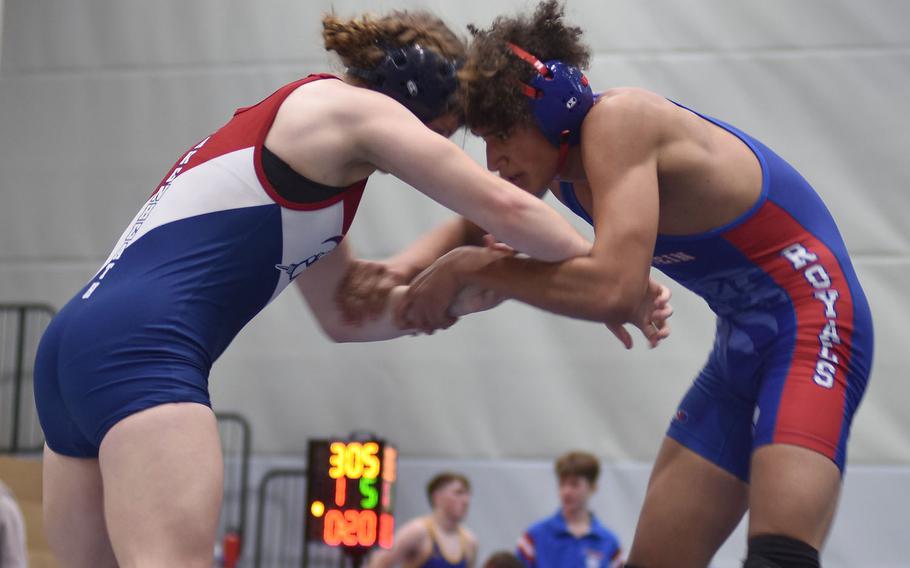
5,1,908,74
1,0,328,72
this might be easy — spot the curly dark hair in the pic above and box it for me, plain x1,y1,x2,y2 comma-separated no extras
460,0,591,136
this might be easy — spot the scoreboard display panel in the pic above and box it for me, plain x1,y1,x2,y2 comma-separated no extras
305,439,397,551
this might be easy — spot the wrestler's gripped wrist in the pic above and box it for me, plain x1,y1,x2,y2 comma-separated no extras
449,261,469,287
384,262,418,283
447,253,490,292
451,247,491,285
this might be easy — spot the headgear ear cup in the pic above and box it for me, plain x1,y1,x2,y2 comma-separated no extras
348,44,459,123
507,43,594,147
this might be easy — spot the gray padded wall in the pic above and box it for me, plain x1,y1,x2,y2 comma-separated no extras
1,0,908,466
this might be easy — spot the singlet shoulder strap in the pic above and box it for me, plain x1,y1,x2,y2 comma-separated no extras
559,180,594,225
233,73,339,117
421,518,467,566
456,526,471,564
424,517,442,551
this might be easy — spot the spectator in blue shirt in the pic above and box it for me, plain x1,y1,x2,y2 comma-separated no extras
517,451,622,568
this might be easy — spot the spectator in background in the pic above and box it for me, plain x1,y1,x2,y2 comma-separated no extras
517,451,622,568
0,480,28,568
370,472,478,568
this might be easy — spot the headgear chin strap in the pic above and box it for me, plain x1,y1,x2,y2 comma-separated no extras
348,44,459,123
507,43,594,149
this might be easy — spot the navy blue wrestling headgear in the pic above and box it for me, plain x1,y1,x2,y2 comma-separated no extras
348,43,459,123
507,43,594,147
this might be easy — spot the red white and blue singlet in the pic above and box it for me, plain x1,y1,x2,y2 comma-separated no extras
560,103,873,479
34,74,366,457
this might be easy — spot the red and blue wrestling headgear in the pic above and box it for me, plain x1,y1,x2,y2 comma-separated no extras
348,43,459,123
507,43,594,147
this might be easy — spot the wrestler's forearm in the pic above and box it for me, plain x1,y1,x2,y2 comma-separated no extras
386,217,484,281
457,253,643,323
334,286,417,342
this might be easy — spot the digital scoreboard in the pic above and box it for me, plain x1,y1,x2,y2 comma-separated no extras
305,439,397,552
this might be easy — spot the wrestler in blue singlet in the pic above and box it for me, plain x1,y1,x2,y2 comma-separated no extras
559,103,873,480
408,519,469,568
